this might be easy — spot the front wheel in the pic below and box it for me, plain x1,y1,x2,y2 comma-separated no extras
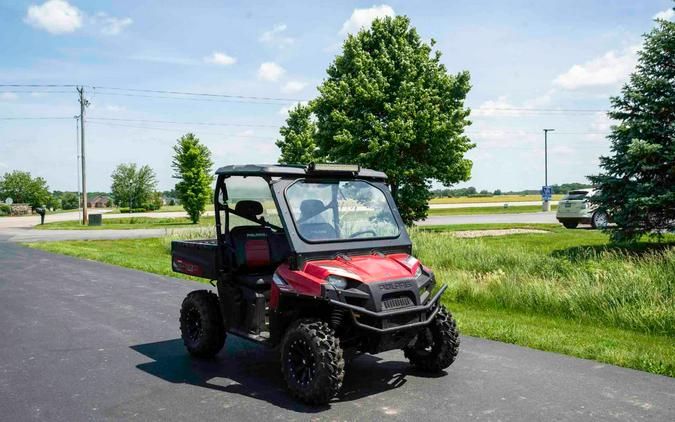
404,305,460,372
281,319,345,404
179,290,225,358
591,210,609,229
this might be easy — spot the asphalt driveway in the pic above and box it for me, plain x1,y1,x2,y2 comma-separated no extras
0,242,673,421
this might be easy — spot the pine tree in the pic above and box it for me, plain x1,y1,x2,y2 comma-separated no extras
589,14,675,241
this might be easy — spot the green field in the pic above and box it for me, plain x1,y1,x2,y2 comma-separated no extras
428,204,557,216
24,224,674,376
430,194,564,204
35,216,215,230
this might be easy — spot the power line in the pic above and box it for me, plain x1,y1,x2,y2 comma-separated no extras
91,91,290,105
86,117,279,128
0,116,73,120
0,90,75,94
474,107,606,113
0,84,78,88
87,120,276,139
90,86,303,103
0,84,611,113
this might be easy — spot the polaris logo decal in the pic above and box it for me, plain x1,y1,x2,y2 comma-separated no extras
378,280,414,290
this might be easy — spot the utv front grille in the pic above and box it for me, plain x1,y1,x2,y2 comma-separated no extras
382,295,414,310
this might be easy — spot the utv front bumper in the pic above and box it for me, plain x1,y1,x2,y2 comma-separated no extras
328,285,447,333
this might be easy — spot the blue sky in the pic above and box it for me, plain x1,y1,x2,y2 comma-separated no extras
1,0,673,192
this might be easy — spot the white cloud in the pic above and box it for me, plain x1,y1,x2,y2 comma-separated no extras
281,80,307,94
472,96,529,117
653,8,675,21
257,62,285,82
553,46,638,90
259,24,295,48
94,12,133,36
1,92,19,100
278,101,309,116
204,51,237,66
339,4,395,35
24,0,83,34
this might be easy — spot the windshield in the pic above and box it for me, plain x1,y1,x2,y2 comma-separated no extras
285,180,400,242
563,190,592,200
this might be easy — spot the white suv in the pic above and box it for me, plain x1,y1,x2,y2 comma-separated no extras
556,189,609,229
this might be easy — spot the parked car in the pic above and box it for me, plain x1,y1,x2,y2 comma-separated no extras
556,189,609,229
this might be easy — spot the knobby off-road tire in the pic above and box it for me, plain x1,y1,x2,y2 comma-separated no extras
180,290,225,358
404,305,460,372
563,221,579,229
280,319,345,405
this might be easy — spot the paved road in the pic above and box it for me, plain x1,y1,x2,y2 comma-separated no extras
0,210,216,229
1,242,672,421
1,212,561,242
429,201,558,209
0,226,169,242
418,211,559,226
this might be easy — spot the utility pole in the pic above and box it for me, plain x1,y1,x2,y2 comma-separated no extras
542,128,555,211
74,115,81,223
77,87,89,225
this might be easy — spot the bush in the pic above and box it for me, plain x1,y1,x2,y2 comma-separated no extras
60,192,79,210
119,207,147,214
0,204,10,216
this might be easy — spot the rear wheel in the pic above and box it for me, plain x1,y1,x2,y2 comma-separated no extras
180,290,225,358
404,306,459,372
591,210,609,229
562,221,578,229
281,319,344,404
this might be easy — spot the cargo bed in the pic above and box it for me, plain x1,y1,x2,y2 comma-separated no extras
171,239,222,279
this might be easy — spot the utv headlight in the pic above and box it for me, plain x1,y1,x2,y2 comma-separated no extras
414,265,423,278
272,273,288,286
326,275,348,290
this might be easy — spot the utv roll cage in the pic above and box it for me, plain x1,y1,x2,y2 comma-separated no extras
213,164,412,270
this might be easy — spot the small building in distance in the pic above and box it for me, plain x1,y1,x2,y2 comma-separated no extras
87,195,111,208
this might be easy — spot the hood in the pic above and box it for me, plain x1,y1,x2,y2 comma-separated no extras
302,253,419,283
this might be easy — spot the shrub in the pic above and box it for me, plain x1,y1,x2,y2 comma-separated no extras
119,207,146,214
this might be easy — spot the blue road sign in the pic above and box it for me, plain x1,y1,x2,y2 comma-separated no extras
541,186,552,201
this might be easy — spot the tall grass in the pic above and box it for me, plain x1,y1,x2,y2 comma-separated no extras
410,228,675,337
160,227,216,252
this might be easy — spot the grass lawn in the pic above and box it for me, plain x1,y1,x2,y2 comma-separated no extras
35,216,214,230
428,204,557,216
24,223,674,377
430,194,564,204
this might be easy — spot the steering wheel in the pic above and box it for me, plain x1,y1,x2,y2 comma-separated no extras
349,229,377,238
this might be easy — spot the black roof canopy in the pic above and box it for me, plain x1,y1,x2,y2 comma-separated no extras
215,164,387,181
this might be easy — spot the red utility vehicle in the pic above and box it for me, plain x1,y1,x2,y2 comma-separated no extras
171,164,459,404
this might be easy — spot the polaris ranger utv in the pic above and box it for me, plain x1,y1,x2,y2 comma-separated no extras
171,163,459,404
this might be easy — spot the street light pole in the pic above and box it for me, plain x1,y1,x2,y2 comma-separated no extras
542,128,555,211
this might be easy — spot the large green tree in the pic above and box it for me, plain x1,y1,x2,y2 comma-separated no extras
110,163,158,209
275,16,474,224
0,170,50,208
172,133,213,223
276,104,319,164
589,14,675,241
